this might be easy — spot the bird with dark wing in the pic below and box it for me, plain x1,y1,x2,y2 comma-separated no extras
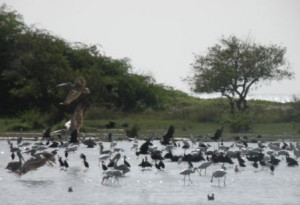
161,125,175,145
16,152,56,176
57,76,90,105
211,126,224,141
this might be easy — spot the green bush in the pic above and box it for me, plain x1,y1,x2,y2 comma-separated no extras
223,112,254,133
18,109,48,129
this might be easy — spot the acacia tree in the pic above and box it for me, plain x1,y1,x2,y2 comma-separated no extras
189,35,294,114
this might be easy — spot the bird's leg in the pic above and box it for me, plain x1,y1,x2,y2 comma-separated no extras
205,169,207,175
218,178,220,187
183,175,186,185
188,174,192,184
116,177,119,186
223,176,226,186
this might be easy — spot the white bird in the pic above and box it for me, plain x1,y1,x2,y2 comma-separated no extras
211,169,227,186
197,161,213,176
180,168,197,184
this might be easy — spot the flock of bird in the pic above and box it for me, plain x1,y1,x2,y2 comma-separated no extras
2,77,300,202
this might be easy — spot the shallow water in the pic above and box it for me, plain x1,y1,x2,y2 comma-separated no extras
0,140,299,205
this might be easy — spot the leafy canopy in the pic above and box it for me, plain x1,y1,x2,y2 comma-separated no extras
189,35,293,113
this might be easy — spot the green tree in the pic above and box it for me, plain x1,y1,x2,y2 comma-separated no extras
189,35,293,114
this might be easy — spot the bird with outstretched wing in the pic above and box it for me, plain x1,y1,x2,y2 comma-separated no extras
57,76,90,105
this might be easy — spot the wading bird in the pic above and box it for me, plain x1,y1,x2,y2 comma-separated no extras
180,168,197,184
211,169,227,186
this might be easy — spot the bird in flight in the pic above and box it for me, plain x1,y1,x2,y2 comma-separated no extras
57,76,90,105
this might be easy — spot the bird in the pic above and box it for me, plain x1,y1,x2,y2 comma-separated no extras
68,187,73,192
63,160,69,168
158,160,165,169
102,169,123,185
123,156,131,167
207,194,214,201
51,104,84,136
101,161,108,171
286,156,298,166
234,165,239,173
58,156,64,167
197,161,213,175
6,150,25,172
253,161,259,169
99,142,112,155
16,152,56,176
57,76,90,105
180,168,197,184
161,125,175,145
211,126,224,141
211,169,227,186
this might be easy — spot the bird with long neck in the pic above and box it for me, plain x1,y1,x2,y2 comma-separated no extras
6,151,25,172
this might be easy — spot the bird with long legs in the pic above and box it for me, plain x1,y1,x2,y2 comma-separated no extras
211,169,227,186
180,168,197,184
197,160,213,176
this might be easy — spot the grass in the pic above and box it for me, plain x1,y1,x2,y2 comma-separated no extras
1,118,299,141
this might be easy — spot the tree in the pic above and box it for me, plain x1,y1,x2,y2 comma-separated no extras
189,35,294,114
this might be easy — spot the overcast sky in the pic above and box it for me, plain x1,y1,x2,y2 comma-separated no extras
4,0,300,100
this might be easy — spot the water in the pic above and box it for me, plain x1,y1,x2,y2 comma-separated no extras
0,140,299,205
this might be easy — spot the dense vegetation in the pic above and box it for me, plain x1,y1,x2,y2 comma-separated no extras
1,4,300,135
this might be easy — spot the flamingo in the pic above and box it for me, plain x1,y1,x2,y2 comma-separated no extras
211,169,227,186
180,168,197,184
197,161,213,175
102,169,123,185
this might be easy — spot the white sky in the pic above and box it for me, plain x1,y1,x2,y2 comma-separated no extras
4,0,300,99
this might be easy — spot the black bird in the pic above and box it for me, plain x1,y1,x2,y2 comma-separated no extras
11,152,15,160
101,161,108,171
155,162,161,171
65,150,69,158
286,156,298,166
42,127,51,139
63,160,69,168
80,153,87,161
83,160,89,169
144,157,152,168
161,125,175,145
237,153,246,167
270,165,275,173
136,139,153,156
253,161,258,168
207,194,214,201
211,126,224,141
69,130,79,143
107,159,115,168
58,156,64,167
158,160,165,169
123,156,131,167
270,155,281,166
106,121,116,129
